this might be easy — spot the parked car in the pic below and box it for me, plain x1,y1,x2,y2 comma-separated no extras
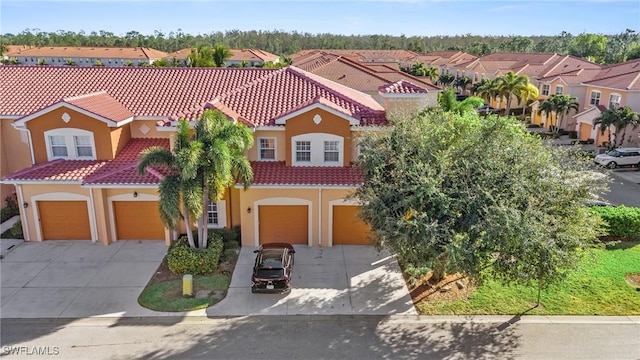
251,243,295,294
594,148,640,169
476,105,499,115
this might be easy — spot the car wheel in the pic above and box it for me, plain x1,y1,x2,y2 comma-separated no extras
607,162,617,169
251,288,256,294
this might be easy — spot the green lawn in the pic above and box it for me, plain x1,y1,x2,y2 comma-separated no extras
138,275,230,312
417,241,640,315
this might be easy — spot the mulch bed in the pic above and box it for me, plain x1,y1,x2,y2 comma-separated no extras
625,273,640,288
404,271,476,304
148,257,237,285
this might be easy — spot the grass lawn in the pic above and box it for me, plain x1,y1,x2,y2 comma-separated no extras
417,241,640,315
138,274,231,312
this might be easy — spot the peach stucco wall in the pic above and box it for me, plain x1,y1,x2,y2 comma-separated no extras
237,187,357,247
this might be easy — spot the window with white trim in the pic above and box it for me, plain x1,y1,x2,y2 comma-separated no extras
590,91,601,105
324,141,339,162
295,141,311,162
541,84,550,96
258,137,276,161
555,85,563,95
206,200,227,228
44,129,96,161
291,133,344,166
609,93,621,109
474,73,479,82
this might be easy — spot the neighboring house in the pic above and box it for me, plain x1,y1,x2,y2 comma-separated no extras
291,49,420,65
3,46,168,66
292,52,441,113
571,59,640,146
163,48,280,67
451,52,600,118
0,65,413,248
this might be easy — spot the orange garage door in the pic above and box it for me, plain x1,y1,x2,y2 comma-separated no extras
258,205,308,244
113,201,165,240
39,201,91,240
332,206,371,245
579,123,592,141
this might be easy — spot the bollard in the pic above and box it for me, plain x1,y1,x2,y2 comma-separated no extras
183,274,193,296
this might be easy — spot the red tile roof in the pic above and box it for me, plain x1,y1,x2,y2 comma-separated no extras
2,159,107,182
379,80,429,94
0,66,386,127
164,48,279,62
2,138,170,185
63,91,134,124
249,161,363,186
6,46,168,59
583,59,640,90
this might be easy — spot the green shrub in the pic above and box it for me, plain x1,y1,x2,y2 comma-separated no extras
222,248,239,262
209,227,239,243
1,194,19,223
590,206,640,240
1,220,24,239
166,233,224,275
224,240,239,250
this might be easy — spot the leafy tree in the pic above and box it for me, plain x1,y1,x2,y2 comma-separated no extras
569,33,607,63
437,87,484,114
594,106,640,148
37,58,46,65
138,109,254,249
605,29,639,64
354,111,606,305
152,58,169,67
187,44,215,67
212,44,232,67
64,58,76,66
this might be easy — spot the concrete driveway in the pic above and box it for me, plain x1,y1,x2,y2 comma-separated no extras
1,240,416,318
1,240,168,318
204,245,417,316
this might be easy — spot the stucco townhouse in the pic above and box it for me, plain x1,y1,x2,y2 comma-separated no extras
0,65,429,248
3,46,169,67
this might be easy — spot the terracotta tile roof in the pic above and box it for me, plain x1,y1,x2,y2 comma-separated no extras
62,91,134,124
379,80,429,94
292,53,438,94
583,59,640,90
1,66,386,127
292,49,420,63
538,68,603,84
84,138,171,185
6,46,168,59
249,161,363,186
1,159,106,182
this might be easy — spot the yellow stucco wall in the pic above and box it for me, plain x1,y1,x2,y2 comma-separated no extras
1,119,33,200
248,130,286,162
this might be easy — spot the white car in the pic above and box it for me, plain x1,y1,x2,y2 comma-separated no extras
594,148,640,169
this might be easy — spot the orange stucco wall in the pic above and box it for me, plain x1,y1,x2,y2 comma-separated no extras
26,107,115,163
110,125,131,159
284,109,351,166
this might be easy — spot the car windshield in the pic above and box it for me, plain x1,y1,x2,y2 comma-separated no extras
256,268,285,279
606,150,621,157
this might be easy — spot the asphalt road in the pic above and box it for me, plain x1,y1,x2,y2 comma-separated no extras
1,316,639,360
604,170,640,207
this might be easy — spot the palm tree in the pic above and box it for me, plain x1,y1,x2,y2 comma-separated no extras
517,83,540,120
212,45,232,67
594,106,640,148
553,94,580,132
187,45,215,67
424,66,439,84
438,87,484,114
138,109,254,249
410,62,427,76
437,73,455,88
538,98,556,129
496,71,529,115
454,76,472,95
472,78,499,106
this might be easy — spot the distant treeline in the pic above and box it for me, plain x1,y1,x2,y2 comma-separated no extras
1,28,639,65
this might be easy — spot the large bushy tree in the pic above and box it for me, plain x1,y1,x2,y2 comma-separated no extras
354,111,606,305
138,109,254,249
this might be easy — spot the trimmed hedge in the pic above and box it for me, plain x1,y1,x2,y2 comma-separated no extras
166,232,224,275
590,205,640,240
0,220,23,239
1,194,19,223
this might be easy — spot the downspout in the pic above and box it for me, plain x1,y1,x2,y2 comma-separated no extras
88,188,98,243
318,188,322,246
16,184,30,241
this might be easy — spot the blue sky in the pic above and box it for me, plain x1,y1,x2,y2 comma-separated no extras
1,0,639,37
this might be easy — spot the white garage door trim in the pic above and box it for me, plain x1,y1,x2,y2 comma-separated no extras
108,193,160,242
328,198,363,247
253,197,313,247
31,192,96,242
